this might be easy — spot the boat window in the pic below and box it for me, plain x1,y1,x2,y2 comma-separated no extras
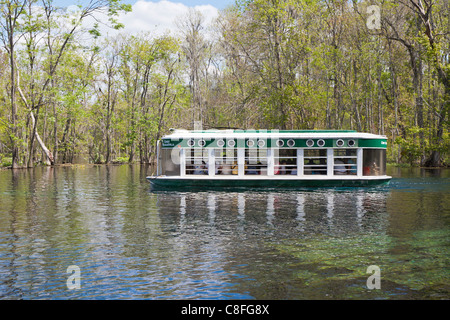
333,149,357,175
245,148,267,175
274,149,297,175
304,149,327,175
185,148,209,175
363,149,386,176
159,148,180,176
214,148,238,175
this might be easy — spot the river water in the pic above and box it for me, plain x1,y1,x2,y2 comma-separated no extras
0,165,448,300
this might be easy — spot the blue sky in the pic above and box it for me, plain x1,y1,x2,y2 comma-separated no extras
52,0,235,10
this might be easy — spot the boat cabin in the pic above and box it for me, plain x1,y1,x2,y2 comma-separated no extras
148,129,391,188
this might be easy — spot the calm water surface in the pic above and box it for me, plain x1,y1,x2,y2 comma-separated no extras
0,165,448,299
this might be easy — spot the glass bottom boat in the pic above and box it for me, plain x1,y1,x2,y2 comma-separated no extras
147,129,392,189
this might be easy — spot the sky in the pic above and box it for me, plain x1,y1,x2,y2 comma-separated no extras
50,0,236,36
52,0,234,10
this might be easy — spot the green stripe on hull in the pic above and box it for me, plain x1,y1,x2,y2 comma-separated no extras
148,177,391,189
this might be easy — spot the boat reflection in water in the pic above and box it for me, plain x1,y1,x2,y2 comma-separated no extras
154,189,389,238
151,188,391,298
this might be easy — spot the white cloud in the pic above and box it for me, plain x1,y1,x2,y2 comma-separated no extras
57,1,218,42
116,0,219,36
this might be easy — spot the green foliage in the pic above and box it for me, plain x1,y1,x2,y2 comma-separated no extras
395,133,423,166
1,157,12,167
0,0,448,167
112,156,129,164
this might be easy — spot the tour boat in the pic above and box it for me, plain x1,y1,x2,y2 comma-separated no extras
147,129,392,189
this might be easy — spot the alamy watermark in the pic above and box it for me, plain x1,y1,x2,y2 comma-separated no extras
66,265,81,290
366,5,381,30
366,265,381,290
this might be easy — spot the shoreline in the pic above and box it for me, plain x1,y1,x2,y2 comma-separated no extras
1,162,448,171
0,162,156,170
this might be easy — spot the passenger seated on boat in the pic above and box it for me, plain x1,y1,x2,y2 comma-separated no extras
279,160,286,175
317,159,327,175
334,159,347,175
304,159,315,175
286,159,296,174
221,163,232,175
274,160,286,175
193,161,207,175
246,164,258,175
215,164,222,175
347,158,356,175
259,162,267,175
364,162,380,175
231,162,238,175
363,166,370,175
371,162,380,175
274,164,280,175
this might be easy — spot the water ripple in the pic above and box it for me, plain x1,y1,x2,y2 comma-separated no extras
0,166,448,299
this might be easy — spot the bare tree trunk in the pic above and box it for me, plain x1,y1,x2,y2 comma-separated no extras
16,62,55,166
29,111,54,165
3,1,26,168
9,40,19,168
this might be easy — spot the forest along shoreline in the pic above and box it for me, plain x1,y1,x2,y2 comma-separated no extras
0,161,157,171
0,1,448,170
0,162,448,171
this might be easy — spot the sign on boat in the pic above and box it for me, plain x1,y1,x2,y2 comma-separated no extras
146,129,391,189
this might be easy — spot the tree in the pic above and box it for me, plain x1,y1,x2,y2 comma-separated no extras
403,0,449,167
177,8,208,127
380,0,448,166
0,0,447,168
0,0,27,168
0,0,131,167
